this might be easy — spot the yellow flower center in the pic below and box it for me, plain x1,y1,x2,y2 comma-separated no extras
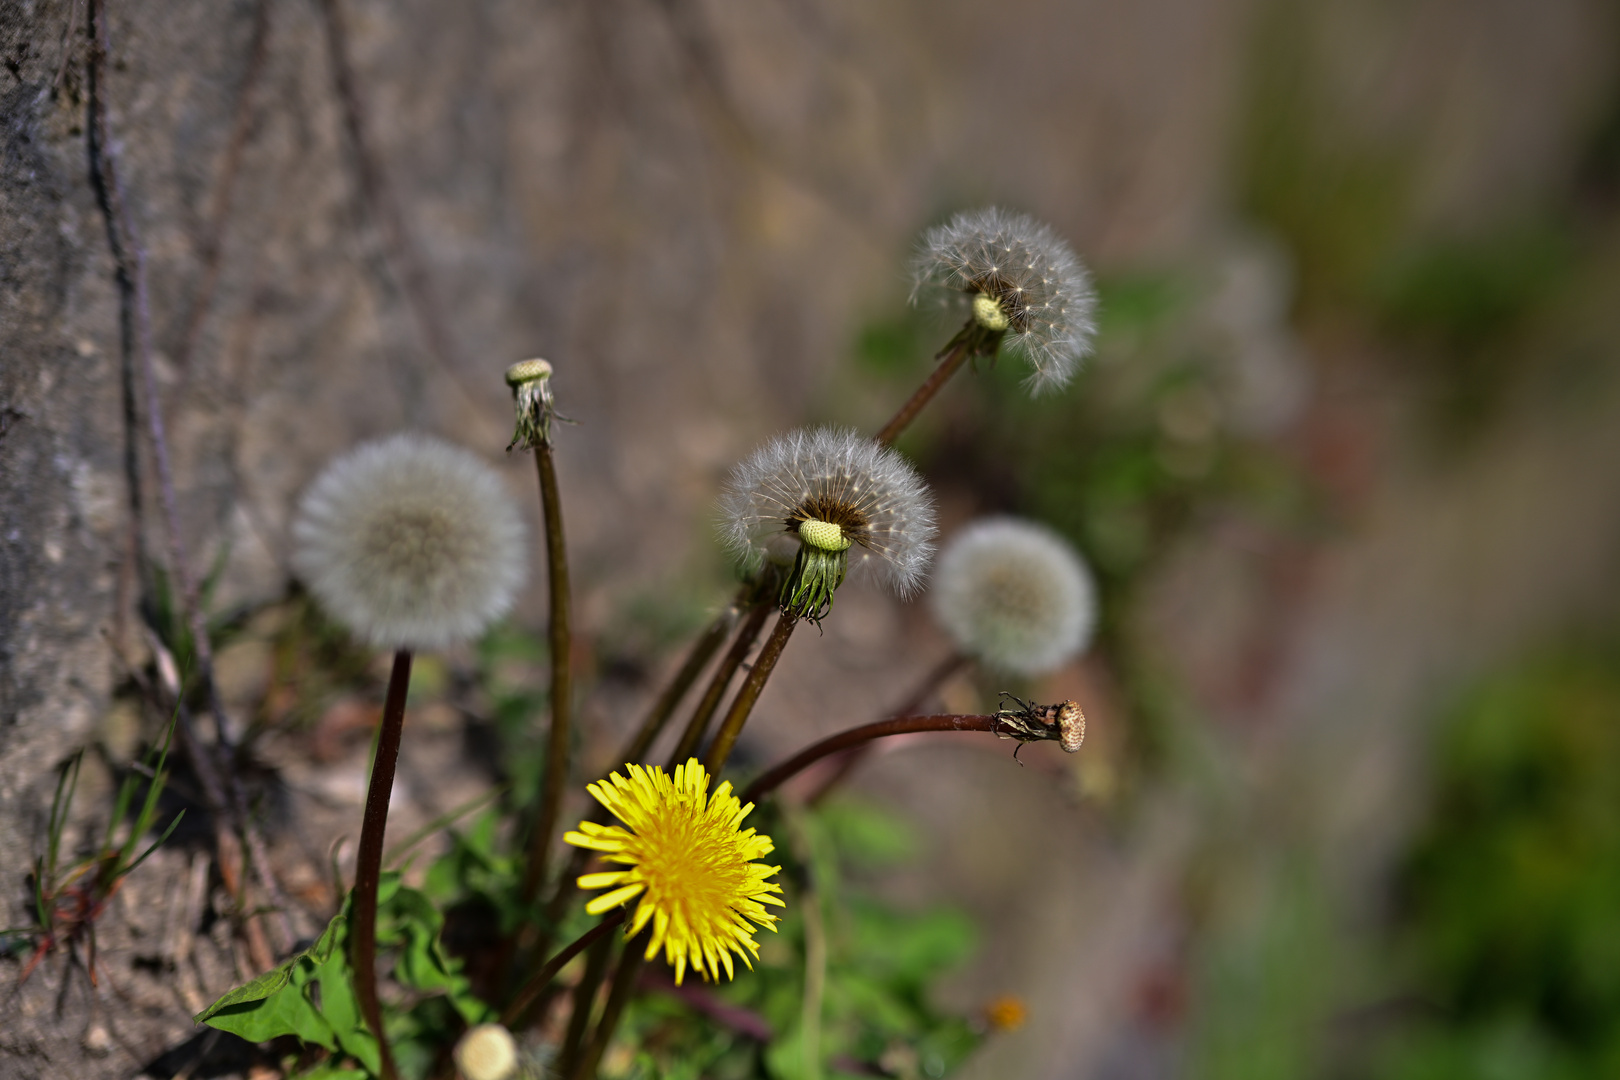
565,760,785,984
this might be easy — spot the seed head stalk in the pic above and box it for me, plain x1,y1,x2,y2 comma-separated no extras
521,438,573,905
704,611,799,774
616,585,750,765
744,702,1084,804
351,649,413,1080
743,713,997,805
874,320,1003,447
805,651,970,805
670,599,773,765
507,361,575,908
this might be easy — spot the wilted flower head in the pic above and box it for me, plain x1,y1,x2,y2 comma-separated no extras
453,1024,519,1080
931,517,1096,675
720,427,936,621
292,434,527,651
504,357,561,451
911,207,1097,394
565,758,785,985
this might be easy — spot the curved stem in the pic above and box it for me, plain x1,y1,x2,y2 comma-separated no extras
500,909,625,1027
704,612,798,774
805,652,970,805
352,649,413,1080
522,442,573,906
668,600,771,766
873,327,976,446
741,714,997,805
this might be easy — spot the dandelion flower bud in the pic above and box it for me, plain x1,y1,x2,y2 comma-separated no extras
453,1023,519,1080
911,207,1098,394
720,428,936,622
932,517,1096,675
292,434,528,651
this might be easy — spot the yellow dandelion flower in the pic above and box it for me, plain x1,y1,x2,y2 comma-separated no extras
564,758,785,985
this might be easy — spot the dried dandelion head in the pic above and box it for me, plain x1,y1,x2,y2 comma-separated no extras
931,517,1096,675
291,434,528,651
720,428,936,622
504,358,562,451
911,207,1097,394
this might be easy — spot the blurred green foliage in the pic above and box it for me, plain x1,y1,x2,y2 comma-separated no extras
1364,641,1620,1079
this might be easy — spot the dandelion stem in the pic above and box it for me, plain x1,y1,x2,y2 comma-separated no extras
522,442,573,906
704,612,799,774
532,587,763,967
500,909,625,1027
873,325,981,446
742,713,999,804
670,600,772,766
617,586,748,765
805,651,971,805
352,648,412,1080
571,935,648,1080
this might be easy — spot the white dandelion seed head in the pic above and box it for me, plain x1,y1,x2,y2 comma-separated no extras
911,207,1098,395
718,427,937,598
932,517,1097,675
453,1023,520,1080
291,434,528,651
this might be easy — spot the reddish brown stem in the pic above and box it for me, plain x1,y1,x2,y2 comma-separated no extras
352,649,412,1080
741,714,997,805
703,612,798,774
522,443,574,906
669,600,771,766
570,935,647,1080
500,909,625,1027
554,929,616,1070
805,652,970,805
873,330,975,446
616,590,746,766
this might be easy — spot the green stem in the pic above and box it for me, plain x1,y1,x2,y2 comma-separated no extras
741,713,998,805
500,909,624,1027
522,442,573,906
668,600,772,766
873,324,986,447
352,649,412,1080
703,611,799,774
570,934,648,1080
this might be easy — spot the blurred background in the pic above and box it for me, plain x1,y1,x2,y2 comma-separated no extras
4,0,1620,1076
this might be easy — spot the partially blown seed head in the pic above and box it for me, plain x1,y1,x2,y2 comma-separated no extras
720,428,936,617
292,434,527,651
932,517,1096,675
911,207,1097,394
